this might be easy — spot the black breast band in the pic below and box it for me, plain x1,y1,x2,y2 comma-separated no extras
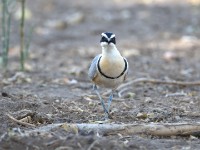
97,56,128,79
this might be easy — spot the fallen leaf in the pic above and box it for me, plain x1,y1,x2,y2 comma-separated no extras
124,92,136,99
136,112,148,119
61,123,78,134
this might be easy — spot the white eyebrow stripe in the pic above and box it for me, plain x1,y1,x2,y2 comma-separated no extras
101,33,115,42
110,34,115,39
101,33,108,38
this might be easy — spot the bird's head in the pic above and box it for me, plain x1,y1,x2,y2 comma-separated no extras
100,32,116,48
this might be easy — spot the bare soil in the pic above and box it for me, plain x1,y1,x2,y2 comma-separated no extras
1,0,200,149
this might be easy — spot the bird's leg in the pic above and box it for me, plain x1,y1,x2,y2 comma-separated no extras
107,90,113,113
93,85,109,119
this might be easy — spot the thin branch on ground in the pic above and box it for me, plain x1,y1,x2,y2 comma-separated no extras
23,122,200,137
102,77,200,96
6,113,35,127
117,87,132,98
118,78,200,91
165,91,187,97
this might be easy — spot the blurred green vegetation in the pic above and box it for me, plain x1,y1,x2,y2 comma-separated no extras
1,0,32,71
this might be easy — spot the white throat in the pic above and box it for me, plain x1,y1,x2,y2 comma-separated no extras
101,45,121,57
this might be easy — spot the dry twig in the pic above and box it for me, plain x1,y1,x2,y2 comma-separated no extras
6,113,35,127
165,91,187,97
23,122,200,137
103,78,200,96
118,78,200,91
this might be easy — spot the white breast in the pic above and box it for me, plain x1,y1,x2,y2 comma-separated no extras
93,45,128,89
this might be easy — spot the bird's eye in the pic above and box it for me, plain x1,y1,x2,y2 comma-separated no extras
109,37,116,44
100,36,108,43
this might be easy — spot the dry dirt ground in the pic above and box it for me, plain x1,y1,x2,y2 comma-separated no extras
1,0,200,149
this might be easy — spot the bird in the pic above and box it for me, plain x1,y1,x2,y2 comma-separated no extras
88,32,129,119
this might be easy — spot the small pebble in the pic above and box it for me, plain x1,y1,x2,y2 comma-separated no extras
55,99,60,103
145,97,153,103
163,51,178,62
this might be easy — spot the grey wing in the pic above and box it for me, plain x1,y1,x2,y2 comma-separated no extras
88,54,101,80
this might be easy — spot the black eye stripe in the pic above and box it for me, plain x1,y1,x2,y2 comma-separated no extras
100,35,116,44
109,37,116,44
103,37,108,41
100,36,108,43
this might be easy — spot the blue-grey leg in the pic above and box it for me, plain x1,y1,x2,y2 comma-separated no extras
107,90,113,113
93,85,109,118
